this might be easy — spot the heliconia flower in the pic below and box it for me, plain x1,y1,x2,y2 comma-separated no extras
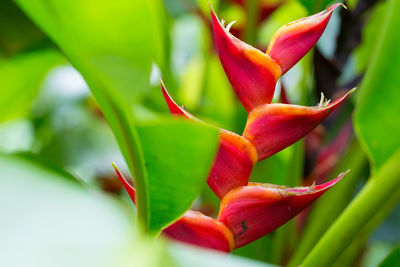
113,163,235,252
210,7,281,113
243,88,356,161
210,4,342,113
217,171,348,248
161,81,258,199
266,3,343,75
163,210,235,252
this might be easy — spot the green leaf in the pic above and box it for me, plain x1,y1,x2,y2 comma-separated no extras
0,49,63,123
137,119,219,232
354,0,400,172
0,153,139,267
15,0,220,233
379,245,400,267
14,0,163,103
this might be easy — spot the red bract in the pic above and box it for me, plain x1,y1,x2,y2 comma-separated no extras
266,3,343,74
161,82,258,199
218,172,348,248
163,210,234,252
211,8,281,113
243,88,356,160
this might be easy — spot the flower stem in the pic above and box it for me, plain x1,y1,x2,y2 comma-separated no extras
301,148,400,267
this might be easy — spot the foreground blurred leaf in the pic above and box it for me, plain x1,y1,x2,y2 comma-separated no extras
15,0,220,233
0,153,139,267
136,119,219,232
0,49,63,123
354,0,400,172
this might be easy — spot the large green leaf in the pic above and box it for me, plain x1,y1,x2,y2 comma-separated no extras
0,49,63,123
15,0,220,233
14,0,162,103
354,0,400,172
136,119,219,232
0,153,140,267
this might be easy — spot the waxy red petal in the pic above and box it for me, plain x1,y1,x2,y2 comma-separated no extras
243,88,355,160
113,163,136,205
218,172,347,248
208,130,258,199
211,8,281,112
161,81,258,199
163,210,235,252
266,4,342,75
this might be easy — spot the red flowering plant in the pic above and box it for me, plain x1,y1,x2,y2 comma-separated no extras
113,3,355,252
4,0,400,266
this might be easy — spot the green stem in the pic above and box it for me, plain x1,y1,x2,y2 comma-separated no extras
301,148,400,266
288,140,366,266
334,188,400,267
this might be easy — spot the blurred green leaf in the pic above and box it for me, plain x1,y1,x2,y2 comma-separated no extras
0,49,63,123
379,245,400,267
14,0,163,103
136,119,219,232
355,0,400,172
16,0,220,233
201,55,236,131
354,1,388,73
298,0,334,14
0,153,139,267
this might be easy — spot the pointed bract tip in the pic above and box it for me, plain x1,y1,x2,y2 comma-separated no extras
266,5,339,75
208,1,213,11
313,170,348,191
218,172,347,248
112,163,136,205
160,81,192,119
329,3,347,11
325,87,356,109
